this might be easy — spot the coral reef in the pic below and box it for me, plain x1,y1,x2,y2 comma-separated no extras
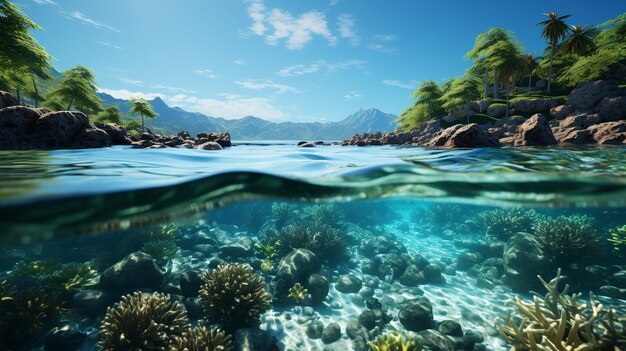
170,324,234,351
287,282,309,303
44,262,99,294
280,221,348,263
12,259,60,277
412,204,465,230
497,269,626,350
534,215,603,267
307,203,343,227
117,223,180,266
478,208,537,240
141,239,179,266
98,292,189,351
255,236,282,261
368,331,423,351
199,263,271,332
271,202,298,228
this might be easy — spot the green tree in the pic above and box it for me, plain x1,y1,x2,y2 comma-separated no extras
439,75,482,124
96,105,124,125
397,80,446,130
125,120,142,136
560,25,598,56
524,53,540,93
489,40,526,118
0,0,53,102
539,12,571,93
466,28,514,99
128,98,158,133
45,65,102,114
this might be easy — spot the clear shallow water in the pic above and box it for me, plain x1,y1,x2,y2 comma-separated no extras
0,143,625,350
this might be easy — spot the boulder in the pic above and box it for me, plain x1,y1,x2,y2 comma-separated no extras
558,114,602,129
503,233,547,292
234,328,277,351
442,123,499,148
306,321,324,339
550,104,574,119
219,237,254,258
566,80,619,111
511,98,564,115
273,249,321,304
95,123,132,145
321,322,342,344
35,111,90,148
486,104,507,118
439,320,463,337
553,128,593,144
72,289,111,317
398,297,434,332
99,252,163,296
427,125,464,147
0,106,44,149
335,274,363,294
587,121,626,144
72,127,112,148
179,270,203,297
0,90,19,109
417,330,457,351
596,96,626,122
196,141,223,150
513,114,557,146
304,273,329,306
346,319,369,340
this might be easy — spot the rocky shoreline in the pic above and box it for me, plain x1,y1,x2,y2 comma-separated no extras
0,90,231,151
343,80,626,148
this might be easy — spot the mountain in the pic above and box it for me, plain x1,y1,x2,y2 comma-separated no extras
99,93,397,140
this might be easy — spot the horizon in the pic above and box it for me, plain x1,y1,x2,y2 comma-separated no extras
19,0,624,122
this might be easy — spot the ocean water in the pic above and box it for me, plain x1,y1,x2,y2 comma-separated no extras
0,142,625,350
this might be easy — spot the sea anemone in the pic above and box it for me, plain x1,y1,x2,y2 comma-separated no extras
368,331,423,351
170,324,233,351
98,292,189,351
199,263,271,332
478,208,537,240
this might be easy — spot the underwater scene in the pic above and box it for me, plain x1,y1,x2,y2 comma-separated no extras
1,143,626,351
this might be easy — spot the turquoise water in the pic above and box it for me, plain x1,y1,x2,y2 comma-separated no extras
0,142,625,350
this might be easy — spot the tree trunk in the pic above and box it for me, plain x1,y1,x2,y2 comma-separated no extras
465,103,470,124
141,113,145,133
16,88,21,104
505,87,510,118
483,70,489,99
66,97,73,111
528,73,532,94
32,78,39,107
548,45,554,93
493,70,499,99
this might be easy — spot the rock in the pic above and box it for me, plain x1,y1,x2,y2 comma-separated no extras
299,142,315,148
184,297,203,320
439,320,463,337
558,114,602,129
35,111,90,148
72,289,111,317
511,98,564,115
306,321,324,339
399,265,422,287
417,330,456,351
359,236,405,255
0,90,19,109
44,324,86,351
335,274,363,294
234,328,277,351
427,124,464,146
513,113,557,146
566,80,619,111
398,297,433,332
95,123,132,145
596,96,626,122
304,273,329,306
352,336,369,351
219,237,254,258
0,106,45,149
140,132,155,141
358,310,377,330
346,319,369,340
99,252,163,296
180,270,202,297
321,322,342,344
197,141,223,150
422,264,445,285
503,233,547,292
72,127,112,148
442,124,499,148
554,128,593,144
487,104,507,117
456,252,483,271
273,249,321,304
550,104,574,119
588,121,626,144
366,298,382,310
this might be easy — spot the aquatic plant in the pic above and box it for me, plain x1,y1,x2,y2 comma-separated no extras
496,268,626,350
255,236,282,261
43,262,99,294
412,204,464,230
368,331,423,351
260,260,274,273
0,280,64,350
608,225,626,252
287,283,309,303
271,202,298,228
307,203,343,228
199,263,271,332
170,324,234,351
478,207,537,240
98,292,189,351
12,259,60,277
117,223,180,266
280,221,348,263
534,215,603,267
142,239,179,266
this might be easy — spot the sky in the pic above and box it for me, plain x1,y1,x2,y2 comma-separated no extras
16,0,625,122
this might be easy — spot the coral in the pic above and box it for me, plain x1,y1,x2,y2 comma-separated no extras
307,203,343,227
271,202,298,228
608,224,626,252
255,237,282,261
260,260,274,273
0,280,64,350
98,292,189,351
12,259,60,277
170,324,233,351
534,215,603,267
280,221,348,263
43,262,99,294
116,223,180,266
287,282,309,303
142,239,179,266
199,263,271,332
478,208,537,240
412,204,465,230
368,331,423,351
496,268,626,350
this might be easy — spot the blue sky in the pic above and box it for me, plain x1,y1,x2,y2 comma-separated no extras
18,0,624,122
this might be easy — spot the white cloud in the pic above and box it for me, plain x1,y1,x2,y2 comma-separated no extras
118,77,143,87
344,91,362,101
247,0,336,50
96,41,122,50
277,59,366,77
151,84,196,94
33,0,58,6
98,88,287,121
368,34,397,54
194,69,220,79
234,59,246,65
337,14,360,46
381,79,418,90
330,0,340,5
70,11,120,32
234,80,299,94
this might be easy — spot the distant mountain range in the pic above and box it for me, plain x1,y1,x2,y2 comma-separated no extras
99,93,398,140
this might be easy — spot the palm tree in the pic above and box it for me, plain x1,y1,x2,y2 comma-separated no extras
524,53,540,93
560,25,598,56
466,28,514,99
45,65,102,114
128,97,158,133
439,75,482,124
490,41,526,118
539,12,570,93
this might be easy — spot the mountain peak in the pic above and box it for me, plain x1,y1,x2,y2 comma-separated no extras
151,96,167,107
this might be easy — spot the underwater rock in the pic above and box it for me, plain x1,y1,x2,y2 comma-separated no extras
72,289,111,317
321,322,342,344
233,328,277,351
303,273,329,306
335,274,363,294
99,251,164,296
398,297,434,332
503,233,547,292
456,252,483,271
351,336,369,351
44,324,87,351
184,296,203,320
366,298,382,310
422,264,445,285
180,269,203,297
358,310,377,330
438,320,463,337
273,249,321,304
346,319,369,341
219,237,255,258
399,265,422,287
513,113,557,146
359,235,406,256
306,321,324,339
416,330,456,351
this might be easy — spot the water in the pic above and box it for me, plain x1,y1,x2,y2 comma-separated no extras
0,142,625,350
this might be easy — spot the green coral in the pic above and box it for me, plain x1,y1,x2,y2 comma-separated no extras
199,263,271,333
117,223,180,266
368,331,423,351
478,208,537,240
12,260,60,277
43,262,99,294
534,215,603,267
608,225,626,252
497,268,626,350
280,220,348,263
255,237,282,261
287,283,309,303
141,240,179,266
98,292,189,351
307,203,343,227
271,202,298,227
170,324,233,351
